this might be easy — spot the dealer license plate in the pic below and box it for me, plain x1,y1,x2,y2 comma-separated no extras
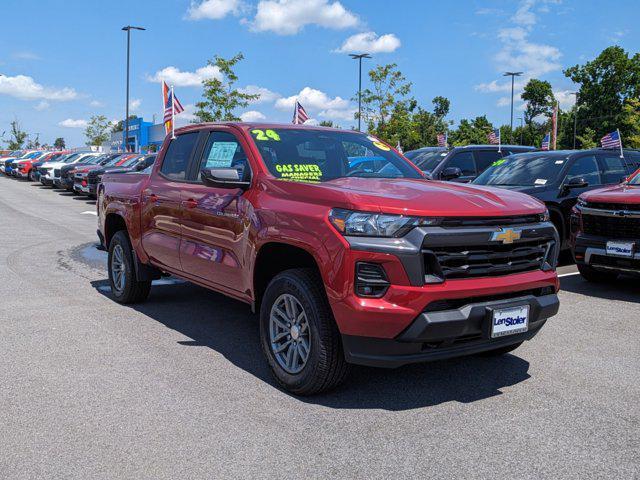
606,241,634,258
491,305,529,338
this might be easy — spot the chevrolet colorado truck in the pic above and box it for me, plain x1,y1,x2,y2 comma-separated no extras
98,123,560,394
571,168,640,281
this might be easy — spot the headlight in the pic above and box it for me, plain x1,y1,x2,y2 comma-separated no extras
329,208,437,237
577,198,587,208
539,209,550,222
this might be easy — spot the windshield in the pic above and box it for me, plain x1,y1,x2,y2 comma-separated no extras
412,151,448,171
121,155,141,167
84,156,103,165
473,153,568,187
22,152,41,159
250,128,422,182
62,153,82,163
104,155,125,167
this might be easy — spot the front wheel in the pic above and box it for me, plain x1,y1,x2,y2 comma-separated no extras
260,268,350,395
577,263,618,283
108,230,151,304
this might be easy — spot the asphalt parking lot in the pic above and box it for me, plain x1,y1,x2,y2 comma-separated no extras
0,176,638,480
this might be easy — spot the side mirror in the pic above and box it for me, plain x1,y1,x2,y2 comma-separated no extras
201,167,250,189
564,176,589,189
441,166,462,181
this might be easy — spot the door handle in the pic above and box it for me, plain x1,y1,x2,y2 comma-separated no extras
182,198,198,209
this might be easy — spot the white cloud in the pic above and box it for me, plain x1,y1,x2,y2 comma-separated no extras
175,104,198,126
335,32,401,54
554,89,576,109
147,65,222,87
0,74,78,101
89,100,104,107
253,0,358,35
13,51,40,60
59,118,87,128
319,108,356,121
186,0,245,19
240,110,267,122
238,85,281,103
275,86,349,111
34,101,50,111
129,98,142,111
474,0,562,105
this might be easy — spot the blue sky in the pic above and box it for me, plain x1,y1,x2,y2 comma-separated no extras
0,0,638,147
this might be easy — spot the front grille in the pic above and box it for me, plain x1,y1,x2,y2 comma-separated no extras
440,215,541,228
585,202,640,212
582,214,640,239
424,239,550,279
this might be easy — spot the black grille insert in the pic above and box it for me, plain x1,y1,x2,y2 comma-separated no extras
424,239,550,279
585,202,640,212
440,215,541,228
582,214,640,239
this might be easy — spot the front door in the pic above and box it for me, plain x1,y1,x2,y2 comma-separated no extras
179,129,254,294
140,131,199,272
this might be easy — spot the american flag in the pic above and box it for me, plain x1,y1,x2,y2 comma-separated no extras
162,81,184,124
601,130,622,149
292,101,309,124
541,133,550,151
488,128,500,145
437,133,448,147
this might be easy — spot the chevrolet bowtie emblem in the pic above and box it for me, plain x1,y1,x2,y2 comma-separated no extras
492,228,522,244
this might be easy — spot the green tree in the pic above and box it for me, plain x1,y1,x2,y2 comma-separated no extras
576,127,598,149
318,120,335,127
449,116,494,146
53,137,66,150
26,134,41,149
195,53,258,122
358,63,412,137
619,98,640,148
564,46,640,140
521,79,555,124
84,115,111,147
432,96,450,118
6,120,28,149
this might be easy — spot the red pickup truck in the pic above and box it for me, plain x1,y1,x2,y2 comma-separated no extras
98,123,560,394
571,168,640,281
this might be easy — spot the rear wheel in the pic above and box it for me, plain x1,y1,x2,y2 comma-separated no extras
108,230,151,304
577,263,618,283
479,341,524,357
260,268,350,395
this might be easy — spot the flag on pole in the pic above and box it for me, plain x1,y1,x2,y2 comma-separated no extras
551,102,558,150
437,133,448,147
292,101,309,124
162,81,184,134
396,140,403,153
488,128,500,145
601,129,624,158
541,132,551,150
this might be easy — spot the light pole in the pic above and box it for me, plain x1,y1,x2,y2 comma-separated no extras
349,53,371,131
571,92,579,149
504,71,523,144
122,25,145,152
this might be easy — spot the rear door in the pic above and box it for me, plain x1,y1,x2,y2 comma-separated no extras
446,151,477,182
178,128,254,294
558,154,602,220
473,150,503,177
597,152,632,184
141,131,200,272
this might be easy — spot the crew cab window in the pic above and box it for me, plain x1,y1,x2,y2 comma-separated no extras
448,152,476,176
160,132,198,181
198,131,250,182
599,155,627,184
565,155,601,186
474,151,502,172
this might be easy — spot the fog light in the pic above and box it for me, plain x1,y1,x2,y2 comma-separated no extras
355,262,390,298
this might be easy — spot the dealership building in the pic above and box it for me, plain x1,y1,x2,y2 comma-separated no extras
105,117,167,153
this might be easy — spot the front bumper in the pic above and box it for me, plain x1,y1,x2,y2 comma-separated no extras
573,233,640,275
342,292,557,367
41,176,54,186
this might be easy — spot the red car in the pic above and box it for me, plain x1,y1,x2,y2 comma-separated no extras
98,123,560,394
571,168,640,281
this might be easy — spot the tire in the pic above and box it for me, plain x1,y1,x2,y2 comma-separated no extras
479,341,524,357
108,230,151,304
577,263,618,283
260,268,350,395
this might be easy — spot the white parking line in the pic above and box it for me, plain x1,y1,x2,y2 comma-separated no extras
559,272,581,278
81,211,97,216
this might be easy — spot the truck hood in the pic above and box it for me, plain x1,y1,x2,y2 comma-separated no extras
581,184,640,204
268,177,545,217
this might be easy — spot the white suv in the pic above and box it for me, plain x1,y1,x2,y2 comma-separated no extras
40,153,97,187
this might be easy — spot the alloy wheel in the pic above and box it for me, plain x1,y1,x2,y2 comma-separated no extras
269,293,311,374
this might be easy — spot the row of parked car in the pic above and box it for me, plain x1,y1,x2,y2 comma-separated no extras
0,149,156,198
